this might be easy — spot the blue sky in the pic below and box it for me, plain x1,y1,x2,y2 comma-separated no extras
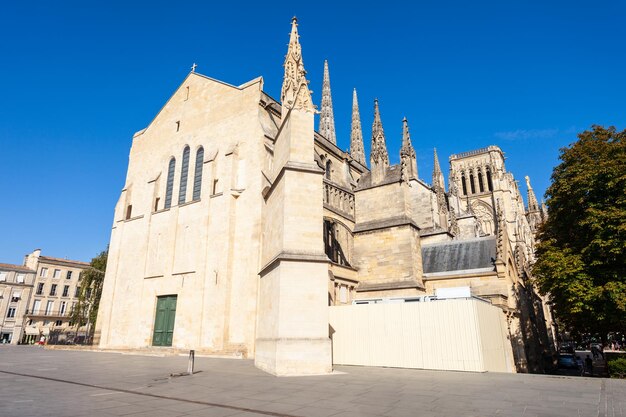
1,1,624,264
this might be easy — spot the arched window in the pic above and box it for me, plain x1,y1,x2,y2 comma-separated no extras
164,157,176,209
461,174,468,196
192,147,204,201
478,171,485,193
486,168,494,191
469,173,476,194
178,146,190,205
325,159,331,180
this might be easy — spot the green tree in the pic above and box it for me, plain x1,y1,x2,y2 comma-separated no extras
533,126,626,339
70,248,108,342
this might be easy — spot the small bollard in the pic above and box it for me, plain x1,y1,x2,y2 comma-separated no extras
187,349,195,375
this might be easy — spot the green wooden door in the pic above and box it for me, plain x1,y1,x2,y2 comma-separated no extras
153,295,177,346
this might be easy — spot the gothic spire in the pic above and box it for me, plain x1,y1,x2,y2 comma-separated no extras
370,99,389,184
432,148,446,191
350,89,366,165
525,175,539,212
432,148,448,215
281,17,314,111
319,60,336,143
400,117,417,182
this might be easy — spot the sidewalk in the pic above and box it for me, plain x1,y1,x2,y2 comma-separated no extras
1,345,624,417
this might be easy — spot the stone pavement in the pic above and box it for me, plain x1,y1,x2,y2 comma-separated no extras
0,346,624,417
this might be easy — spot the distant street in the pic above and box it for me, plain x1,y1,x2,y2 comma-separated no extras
1,346,624,417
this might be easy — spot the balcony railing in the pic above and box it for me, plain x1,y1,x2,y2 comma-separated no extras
25,309,71,318
323,180,354,218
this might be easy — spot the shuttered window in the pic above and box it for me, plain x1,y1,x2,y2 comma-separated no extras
164,157,176,209
178,146,190,204
192,147,204,201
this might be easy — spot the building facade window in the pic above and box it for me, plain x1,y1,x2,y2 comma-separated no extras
55,320,63,326
75,286,80,297
45,301,54,315
60,301,66,315
192,147,204,201
40,267,48,277
0,272,6,281
164,157,176,209
62,285,69,297
36,283,44,295
478,172,485,193
53,269,61,279
66,271,72,280
50,284,57,296
16,273,24,283
469,173,476,194
6,308,16,318
32,300,41,313
461,175,468,196
325,160,331,180
486,168,494,191
179,146,190,204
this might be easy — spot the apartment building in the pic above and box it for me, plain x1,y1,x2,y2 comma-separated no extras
22,249,90,344
0,263,36,344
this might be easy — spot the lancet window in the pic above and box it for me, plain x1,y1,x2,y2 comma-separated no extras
486,167,494,191
192,147,204,201
164,157,176,209
178,146,190,205
461,174,468,196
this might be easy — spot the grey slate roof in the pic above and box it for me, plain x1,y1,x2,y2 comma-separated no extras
422,236,496,274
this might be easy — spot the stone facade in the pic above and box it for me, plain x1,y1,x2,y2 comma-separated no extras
0,263,35,344
96,18,555,375
22,249,90,344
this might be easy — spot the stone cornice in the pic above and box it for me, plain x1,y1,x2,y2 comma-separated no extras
354,216,420,234
356,279,425,292
259,251,329,276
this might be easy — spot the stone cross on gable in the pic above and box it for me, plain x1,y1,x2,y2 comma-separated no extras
191,63,197,72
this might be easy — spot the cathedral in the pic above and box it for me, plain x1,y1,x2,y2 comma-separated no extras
95,18,555,375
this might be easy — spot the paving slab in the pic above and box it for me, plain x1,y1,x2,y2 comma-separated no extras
1,345,625,417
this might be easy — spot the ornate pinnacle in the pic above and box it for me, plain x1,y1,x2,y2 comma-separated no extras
319,60,336,143
525,175,539,212
350,89,366,165
370,99,389,169
449,206,460,238
496,199,506,260
433,147,442,175
432,148,446,194
400,117,417,183
281,18,314,111
432,148,448,214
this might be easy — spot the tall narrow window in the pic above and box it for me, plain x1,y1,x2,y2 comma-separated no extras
125,204,133,220
486,168,494,191
478,172,485,193
461,175,468,196
164,157,176,209
325,160,331,180
179,146,190,205
192,147,204,201
469,173,476,194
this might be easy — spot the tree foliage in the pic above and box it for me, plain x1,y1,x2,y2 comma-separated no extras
70,248,108,337
533,126,626,337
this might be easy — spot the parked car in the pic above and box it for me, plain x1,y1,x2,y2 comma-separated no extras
557,353,582,371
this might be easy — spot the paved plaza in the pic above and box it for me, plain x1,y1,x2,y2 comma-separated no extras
0,346,624,417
